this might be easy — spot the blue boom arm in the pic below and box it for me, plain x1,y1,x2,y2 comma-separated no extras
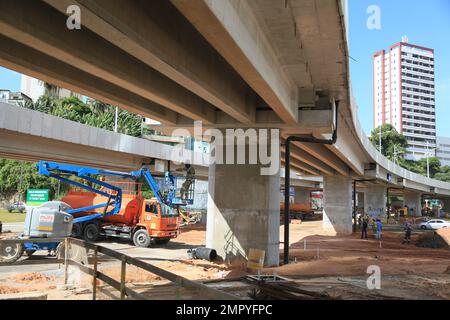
37,161,138,223
37,161,192,224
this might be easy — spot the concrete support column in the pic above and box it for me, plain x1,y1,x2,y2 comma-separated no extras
294,187,310,204
206,133,280,266
404,191,422,216
363,186,387,214
322,175,352,234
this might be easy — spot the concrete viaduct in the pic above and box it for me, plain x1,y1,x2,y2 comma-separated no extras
0,0,449,266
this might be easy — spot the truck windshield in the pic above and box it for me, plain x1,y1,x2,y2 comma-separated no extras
145,203,158,214
160,203,178,217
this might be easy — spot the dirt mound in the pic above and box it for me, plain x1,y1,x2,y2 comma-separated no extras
0,285,20,294
99,259,246,284
436,228,450,246
12,272,55,284
415,232,449,249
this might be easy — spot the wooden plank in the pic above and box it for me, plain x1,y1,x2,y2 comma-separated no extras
69,238,239,300
68,260,146,300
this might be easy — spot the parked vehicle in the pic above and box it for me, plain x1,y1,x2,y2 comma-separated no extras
418,219,450,230
0,160,194,263
280,202,315,220
7,202,26,213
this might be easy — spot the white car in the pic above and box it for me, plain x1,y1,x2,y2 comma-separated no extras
418,219,450,230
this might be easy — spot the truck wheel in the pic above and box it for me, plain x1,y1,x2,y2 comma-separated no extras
133,229,151,248
84,223,100,242
0,242,24,263
71,223,83,238
154,238,170,245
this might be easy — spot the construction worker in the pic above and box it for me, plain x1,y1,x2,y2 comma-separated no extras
180,164,195,200
361,215,369,239
375,219,382,240
402,220,413,244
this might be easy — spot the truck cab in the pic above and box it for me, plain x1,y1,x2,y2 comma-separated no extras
135,199,180,246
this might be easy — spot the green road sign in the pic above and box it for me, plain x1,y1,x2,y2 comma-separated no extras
26,189,49,206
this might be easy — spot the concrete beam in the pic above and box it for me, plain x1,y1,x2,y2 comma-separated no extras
172,0,299,124
0,0,216,123
281,143,335,176
280,151,320,176
0,102,209,174
318,113,366,175
0,129,143,171
157,109,333,133
0,36,177,124
44,0,256,124
280,164,310,177
289,139,349,176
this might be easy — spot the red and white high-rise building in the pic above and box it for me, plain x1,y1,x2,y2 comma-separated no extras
373,37,436,160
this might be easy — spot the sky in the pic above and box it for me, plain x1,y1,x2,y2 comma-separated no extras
1,1,449,137
348,0,450,137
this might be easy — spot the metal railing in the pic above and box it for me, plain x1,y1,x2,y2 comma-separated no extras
0,237,239,300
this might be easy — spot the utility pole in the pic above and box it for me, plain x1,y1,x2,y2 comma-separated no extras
114,106,119,133
393,144,400,164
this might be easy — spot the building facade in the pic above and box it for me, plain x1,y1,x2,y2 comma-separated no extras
0,89,32,106
373,38,436,160
437,136,450,167
20,74,82,102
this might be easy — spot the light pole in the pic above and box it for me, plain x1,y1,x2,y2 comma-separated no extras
393,144,398,164
376,126,394,154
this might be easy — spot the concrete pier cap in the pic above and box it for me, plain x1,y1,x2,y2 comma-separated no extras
206,129,281,267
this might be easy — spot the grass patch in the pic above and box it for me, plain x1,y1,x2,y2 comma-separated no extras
0,209,26,223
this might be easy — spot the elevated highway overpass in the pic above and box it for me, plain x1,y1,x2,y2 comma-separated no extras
0,0,449,266
0,102,319,190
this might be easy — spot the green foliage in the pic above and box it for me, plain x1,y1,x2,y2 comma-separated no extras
369,125,449,181
434,166,450,182
0,159,67,200
369,124,408,162
23,95,143,137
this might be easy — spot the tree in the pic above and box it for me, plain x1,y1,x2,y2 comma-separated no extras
369,124,408,162
0,159,68,200
417,157,441,178
434,166,450,182
21,96,143,137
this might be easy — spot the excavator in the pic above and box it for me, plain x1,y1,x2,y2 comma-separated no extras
0,160,194,263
